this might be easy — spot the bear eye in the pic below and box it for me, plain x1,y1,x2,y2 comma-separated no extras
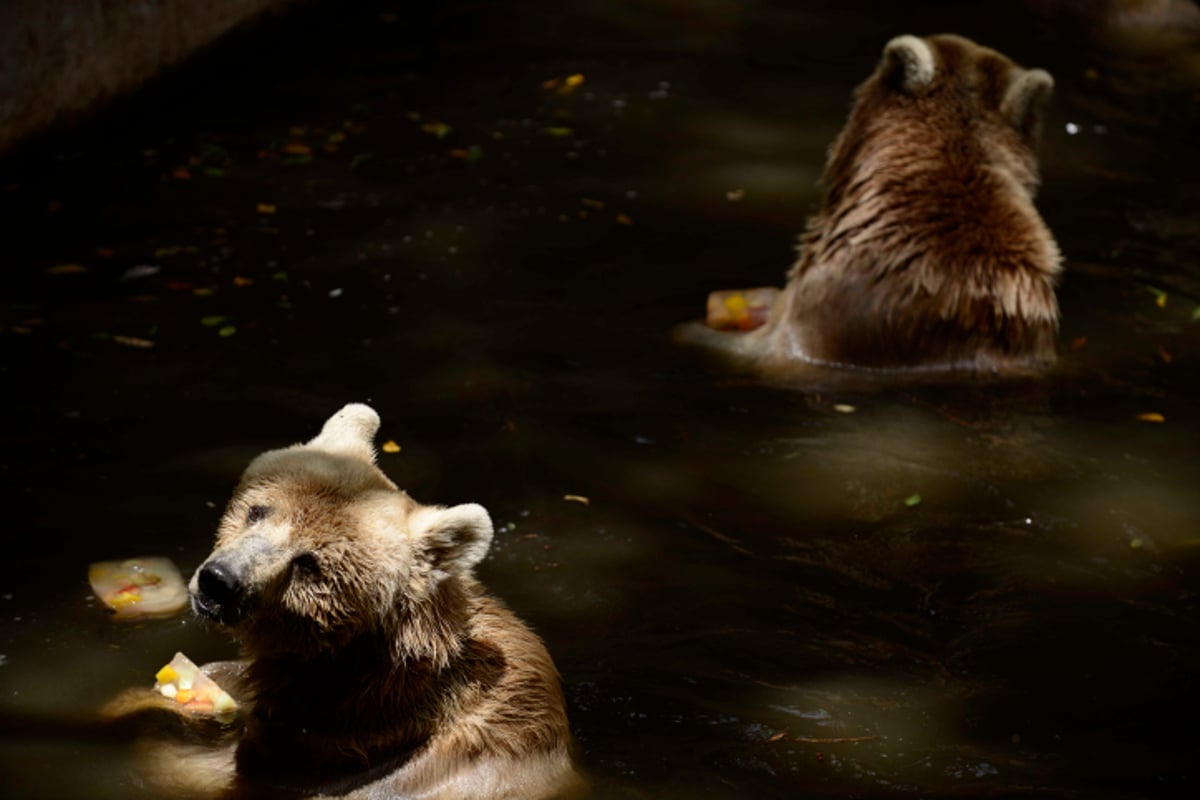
291,552,321,579
246,505,270,525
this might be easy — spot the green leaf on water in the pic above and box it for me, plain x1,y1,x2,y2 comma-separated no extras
904,494,922,507
200,315,227,327
218,325,237,337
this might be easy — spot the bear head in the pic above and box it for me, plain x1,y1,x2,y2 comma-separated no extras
189,403,494,665
836,33,1055,195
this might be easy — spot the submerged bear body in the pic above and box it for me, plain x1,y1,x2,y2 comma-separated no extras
106,404,584,800
678,34,1063,377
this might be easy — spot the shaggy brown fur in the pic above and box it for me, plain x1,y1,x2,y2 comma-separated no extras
675,33,1063,376
103,404,585,800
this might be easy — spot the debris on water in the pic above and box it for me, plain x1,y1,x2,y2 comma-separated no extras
904,494,922,508
121,265,160,280
381,440,401,453
46,263,86,275
218,325,237,337
449,145,483,161
726,188,745,202
833,404,856,414
421,121,453,138
563,494,590,506
543,73,585,95
615,213,633,225
1136,412,1165,422
541,126,573,137
257,202,277,214
1146,286,1168,308
112,335,154,348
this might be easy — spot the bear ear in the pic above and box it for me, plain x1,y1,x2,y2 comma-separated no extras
305,403,381,463
880,35,936,95
1001,67,1054,142
410,503,494,579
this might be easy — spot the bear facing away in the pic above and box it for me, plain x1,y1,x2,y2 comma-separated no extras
104,403,585,800
675,33,1063,377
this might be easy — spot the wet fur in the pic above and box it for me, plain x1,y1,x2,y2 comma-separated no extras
676,34,1062,377
103,404,584,800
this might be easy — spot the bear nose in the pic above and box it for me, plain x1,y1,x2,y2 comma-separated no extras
196,559,245,610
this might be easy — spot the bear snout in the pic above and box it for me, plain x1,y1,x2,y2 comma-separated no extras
192,559,247,625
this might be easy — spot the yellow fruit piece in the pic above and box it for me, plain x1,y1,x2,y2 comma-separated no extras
723,293,750,322
155,664,179,685
110,591,141,607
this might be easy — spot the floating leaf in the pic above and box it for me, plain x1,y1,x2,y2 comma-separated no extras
171,167,192,180
563,494,590,506
203,167,226,178
1192,306,1200,322
1146,286,1167,308
271,271,289,282
122,265,160,280
904,494,922,507
47,263,86,275
726,188,745,202
615,213,633,225
1136,412,1165,423
192,287,215,297
257,202,277,214
200,315,227,327
833,404,856,414
541,126,573,137
543,73,586,95
217,325,237,337
448,145,483,161
581,198,605,209
381,440,402,454
421,121,453,138
155,245,199,257
282,143,312,156
232,276,254,287
113,335,154,348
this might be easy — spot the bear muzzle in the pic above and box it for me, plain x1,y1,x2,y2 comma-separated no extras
192,558,249,625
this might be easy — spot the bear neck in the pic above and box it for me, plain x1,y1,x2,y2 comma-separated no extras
240,575,485,766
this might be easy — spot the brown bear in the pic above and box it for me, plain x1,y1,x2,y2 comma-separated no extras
103,403,585,800
675,33,1063,377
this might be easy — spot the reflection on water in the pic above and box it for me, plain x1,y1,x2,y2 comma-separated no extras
1,1,1198,798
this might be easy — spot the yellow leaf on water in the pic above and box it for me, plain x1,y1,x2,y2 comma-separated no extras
1136,412,1165,423
257,202,277,214
381,440,402,454
563,494,590,506
113,335,154,348
615,213,633,225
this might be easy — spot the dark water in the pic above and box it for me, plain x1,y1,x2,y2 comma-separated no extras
2,1,1199,798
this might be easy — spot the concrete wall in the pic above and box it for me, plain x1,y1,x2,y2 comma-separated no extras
0,0,298,156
